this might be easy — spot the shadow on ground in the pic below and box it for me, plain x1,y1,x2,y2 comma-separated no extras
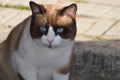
70,40,120,80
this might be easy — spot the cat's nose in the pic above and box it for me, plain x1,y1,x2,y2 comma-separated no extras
47,39,53,44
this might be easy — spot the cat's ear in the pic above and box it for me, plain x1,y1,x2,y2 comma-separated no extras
29,1,45,14
61,3,77,18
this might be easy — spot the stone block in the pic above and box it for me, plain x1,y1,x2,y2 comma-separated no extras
85,19,116,36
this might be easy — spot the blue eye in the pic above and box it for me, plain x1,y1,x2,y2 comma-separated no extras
40,27,47,32
56,28,64,33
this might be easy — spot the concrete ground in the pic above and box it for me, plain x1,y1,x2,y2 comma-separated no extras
0,0,120,42
0,0,120,80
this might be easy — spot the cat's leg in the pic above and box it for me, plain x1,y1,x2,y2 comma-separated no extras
53,50,74,80
53,71,70,80
53,64,71,80
13,55,37,80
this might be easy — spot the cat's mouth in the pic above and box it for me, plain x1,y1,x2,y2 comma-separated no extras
47,44,57,49
48,45,53,48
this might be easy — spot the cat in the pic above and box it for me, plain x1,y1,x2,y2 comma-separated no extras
1,1,77,80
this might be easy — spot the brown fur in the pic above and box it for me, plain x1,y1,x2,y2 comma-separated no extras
0,16,30,80
30,3,77,39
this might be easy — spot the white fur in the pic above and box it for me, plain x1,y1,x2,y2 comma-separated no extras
11,18,74,80
41,34,61,47
53,72,70,80
47,26,55,42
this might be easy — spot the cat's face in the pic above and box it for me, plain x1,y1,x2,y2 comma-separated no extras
29,1,77,48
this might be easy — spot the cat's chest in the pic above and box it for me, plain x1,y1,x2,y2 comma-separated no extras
13,39,73,68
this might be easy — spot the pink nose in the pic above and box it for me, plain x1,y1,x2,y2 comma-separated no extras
47,39,53,44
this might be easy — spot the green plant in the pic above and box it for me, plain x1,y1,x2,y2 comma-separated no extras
4,4,30,10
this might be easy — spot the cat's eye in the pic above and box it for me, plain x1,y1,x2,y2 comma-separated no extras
56,28,64,33
40,27,47,32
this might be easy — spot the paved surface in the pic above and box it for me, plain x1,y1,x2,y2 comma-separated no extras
0,0,120,42
1,1,120,80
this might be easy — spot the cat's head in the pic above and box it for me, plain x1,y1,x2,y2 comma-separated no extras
29,1,77,48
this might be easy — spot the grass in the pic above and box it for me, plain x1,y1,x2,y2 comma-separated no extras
79,34,120,40
71,0,88,3
0,0,88,10
81,34,106,40
0,4,30,10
